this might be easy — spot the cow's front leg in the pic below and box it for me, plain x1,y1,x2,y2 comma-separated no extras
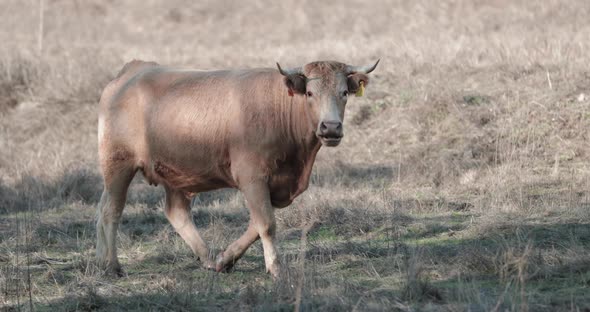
216,180,280,278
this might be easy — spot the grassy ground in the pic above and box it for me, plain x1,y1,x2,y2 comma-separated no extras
2,0,590,311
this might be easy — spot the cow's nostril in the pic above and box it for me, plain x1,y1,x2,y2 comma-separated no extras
319,121,344,137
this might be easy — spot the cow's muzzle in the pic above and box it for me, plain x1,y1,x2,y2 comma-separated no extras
317,120,343,147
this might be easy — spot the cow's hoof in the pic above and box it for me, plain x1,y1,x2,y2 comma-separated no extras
267,263,281,280
96,257,123,277
101,262,124,277
215,251,235,273
111,267,125,277
201,259,217,271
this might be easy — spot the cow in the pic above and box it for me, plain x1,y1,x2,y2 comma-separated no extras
96,59,379,278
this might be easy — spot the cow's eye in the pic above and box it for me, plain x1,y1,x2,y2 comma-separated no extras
306,91,313,97
342,91,349,97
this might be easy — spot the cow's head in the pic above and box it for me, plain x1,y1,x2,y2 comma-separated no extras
277,60,379,147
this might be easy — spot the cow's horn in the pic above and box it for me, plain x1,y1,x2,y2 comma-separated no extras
346,59,380,74
277,63,304,76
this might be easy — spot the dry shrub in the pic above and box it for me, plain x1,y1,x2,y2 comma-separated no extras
0,179,18,213
491,231,542,312
0,166,102,213
453,246,496,276
402,247,444,303
352,105,374,126
495,240,539,284
0,57,38,113
56,167,102,203
0,52,112,114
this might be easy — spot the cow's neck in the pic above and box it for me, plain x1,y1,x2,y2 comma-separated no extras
285,94,321,157
279,93,322,198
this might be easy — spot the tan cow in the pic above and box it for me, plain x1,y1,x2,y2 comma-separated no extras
96,59,379,277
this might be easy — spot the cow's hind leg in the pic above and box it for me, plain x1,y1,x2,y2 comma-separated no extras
96,164,135,275
164,187,213,269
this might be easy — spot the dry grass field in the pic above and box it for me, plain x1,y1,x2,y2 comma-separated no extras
1,0,590,311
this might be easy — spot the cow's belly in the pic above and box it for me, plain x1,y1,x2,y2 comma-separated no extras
140,156,236,194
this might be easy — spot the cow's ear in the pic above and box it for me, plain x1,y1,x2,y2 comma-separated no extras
283,74,306,96
347,73,370,94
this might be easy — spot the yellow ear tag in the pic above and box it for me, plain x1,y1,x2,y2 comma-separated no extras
356,81,365,97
